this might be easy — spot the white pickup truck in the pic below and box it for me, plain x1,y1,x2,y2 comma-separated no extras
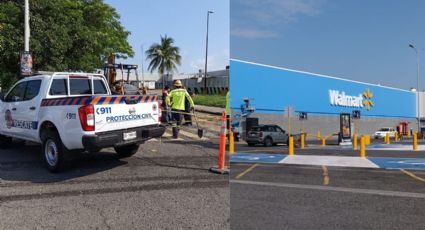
0,72,165,172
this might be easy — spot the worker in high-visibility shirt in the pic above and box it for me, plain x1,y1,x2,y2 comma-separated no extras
166,80,195,137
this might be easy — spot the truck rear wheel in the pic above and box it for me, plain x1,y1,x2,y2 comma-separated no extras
42,131,69,172
114,144,139,158
0,134,12,148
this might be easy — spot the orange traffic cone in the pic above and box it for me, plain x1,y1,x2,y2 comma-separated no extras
210,111,230,174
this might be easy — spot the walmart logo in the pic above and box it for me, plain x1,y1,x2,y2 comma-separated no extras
329,88,375,111
362,89,374,111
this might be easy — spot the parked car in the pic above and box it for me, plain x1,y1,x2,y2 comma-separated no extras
246,125,289,147
374,127,397,139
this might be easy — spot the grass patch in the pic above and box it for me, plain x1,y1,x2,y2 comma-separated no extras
192,94,226,108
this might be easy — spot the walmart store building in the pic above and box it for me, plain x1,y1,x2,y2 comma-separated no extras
230,59,419,136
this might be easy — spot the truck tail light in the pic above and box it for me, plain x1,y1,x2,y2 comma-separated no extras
78,105,95,131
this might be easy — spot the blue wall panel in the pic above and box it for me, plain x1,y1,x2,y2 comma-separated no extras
230,60,416,118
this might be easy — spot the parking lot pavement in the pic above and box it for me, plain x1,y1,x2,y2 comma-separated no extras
0,132,229,229
231,163,425,230
234,138,425,159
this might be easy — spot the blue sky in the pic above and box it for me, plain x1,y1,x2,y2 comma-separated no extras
231,0,425,90
104,0,229,74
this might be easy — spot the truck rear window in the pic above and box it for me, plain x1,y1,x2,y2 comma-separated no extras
70,79,91,95
93,79,107,94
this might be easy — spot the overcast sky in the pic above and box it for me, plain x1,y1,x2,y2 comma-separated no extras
231,0,425,90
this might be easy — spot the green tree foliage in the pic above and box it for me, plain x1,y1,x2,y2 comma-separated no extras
0,0,133,91
145,35,181,87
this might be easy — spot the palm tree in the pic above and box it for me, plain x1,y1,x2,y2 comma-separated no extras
145,35,181,89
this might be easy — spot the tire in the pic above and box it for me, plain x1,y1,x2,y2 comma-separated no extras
114,144,139,158
0,134,12,149
264,137,273,147
247,142,255,147
42,131,69,172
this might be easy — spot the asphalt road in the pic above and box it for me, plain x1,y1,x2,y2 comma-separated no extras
0,130,229,229
231,159,425,230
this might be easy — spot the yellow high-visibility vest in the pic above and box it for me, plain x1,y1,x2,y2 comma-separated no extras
166,88,194,110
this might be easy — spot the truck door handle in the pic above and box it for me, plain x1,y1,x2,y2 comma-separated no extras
30,106,36,110
12,108,16,111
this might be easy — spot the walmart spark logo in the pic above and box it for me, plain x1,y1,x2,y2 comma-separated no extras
362,89,374,111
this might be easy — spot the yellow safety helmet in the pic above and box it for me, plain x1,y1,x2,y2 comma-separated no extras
174,80,182,87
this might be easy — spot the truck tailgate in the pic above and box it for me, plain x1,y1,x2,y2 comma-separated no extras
92,95,159,133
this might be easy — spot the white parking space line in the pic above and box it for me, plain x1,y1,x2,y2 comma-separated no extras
281,155,379,168
231,180,425,199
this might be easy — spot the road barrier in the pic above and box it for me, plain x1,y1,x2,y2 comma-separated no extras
288,136,294,156
229,129,235,155
210,111,229,174
320,134,334,147
352,133,358,150
385,133,390,144
317,131,321,140
364,135,371,145
360,135,366,158
300,133,305,149
413,132,418,151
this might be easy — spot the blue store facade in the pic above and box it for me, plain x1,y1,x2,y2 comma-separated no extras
230,59,417,136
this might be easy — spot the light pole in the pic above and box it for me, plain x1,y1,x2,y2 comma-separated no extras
204,10,213,94
409,43,421,134
24,0,30,52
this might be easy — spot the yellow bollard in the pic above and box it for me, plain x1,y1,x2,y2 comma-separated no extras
413,132,418,151
229,130,235,155
317,131,321,140
385,133,390,144
365,135,370,145
300,133,305,149
394,132,398,142
289,136,294,155
353,133,358,150
360,136,366,158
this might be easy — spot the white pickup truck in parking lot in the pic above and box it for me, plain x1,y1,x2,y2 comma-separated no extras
0,72,165,172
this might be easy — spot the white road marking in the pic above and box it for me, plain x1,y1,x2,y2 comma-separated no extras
280,155,379,168
231,180,425,199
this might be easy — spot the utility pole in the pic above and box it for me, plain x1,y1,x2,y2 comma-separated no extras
409,44,421,134
204,11,213,94
24,0,30,51
20,0,33,77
